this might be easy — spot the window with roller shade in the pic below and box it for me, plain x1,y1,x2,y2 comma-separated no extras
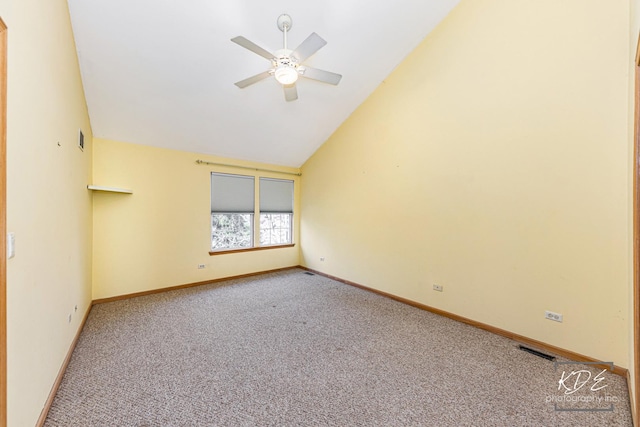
210,173,295,252
210,173,255,251
259,178,294,246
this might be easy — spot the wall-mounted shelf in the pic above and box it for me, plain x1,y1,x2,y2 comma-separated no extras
87,185,133,194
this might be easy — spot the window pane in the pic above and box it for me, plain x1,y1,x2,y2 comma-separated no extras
211,213,253,250
260,213,292,246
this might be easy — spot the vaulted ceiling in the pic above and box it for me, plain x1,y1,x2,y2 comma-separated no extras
67,0,460,167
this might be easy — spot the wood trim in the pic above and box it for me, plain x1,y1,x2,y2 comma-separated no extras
636,31,640,67
633,34,640,426
629,370,638,427
0,18,7,427
35,305,92,427
209,243,295,256
301,266,629,378
92,266,299,305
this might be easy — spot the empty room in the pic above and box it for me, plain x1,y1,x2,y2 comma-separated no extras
1,0,639,426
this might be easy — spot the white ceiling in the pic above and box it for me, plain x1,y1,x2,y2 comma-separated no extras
67,0,460,167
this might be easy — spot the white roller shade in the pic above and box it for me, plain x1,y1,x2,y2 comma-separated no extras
260,178,293,213
211,173,255,213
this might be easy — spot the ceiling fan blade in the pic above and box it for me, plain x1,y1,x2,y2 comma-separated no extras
291,32,327,63
231,36,275,61
283,84,298,102
300,67,342,85
235,71,272,88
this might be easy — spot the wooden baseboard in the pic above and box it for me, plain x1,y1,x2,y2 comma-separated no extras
301,266,628,378
628,370,638,427
92,266,300,305
36,304,92,427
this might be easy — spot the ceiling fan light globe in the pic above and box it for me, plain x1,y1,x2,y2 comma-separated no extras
274,66,298,85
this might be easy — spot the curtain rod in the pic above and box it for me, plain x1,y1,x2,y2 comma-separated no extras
195,160,301,176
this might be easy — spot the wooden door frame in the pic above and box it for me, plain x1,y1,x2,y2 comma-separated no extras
634,31,640,427
0,17,7,427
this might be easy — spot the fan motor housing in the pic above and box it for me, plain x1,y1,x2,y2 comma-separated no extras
273,49,299,69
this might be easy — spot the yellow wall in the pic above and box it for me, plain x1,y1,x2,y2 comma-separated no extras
92,139,300,300
301,0,632,368
2,0,93,425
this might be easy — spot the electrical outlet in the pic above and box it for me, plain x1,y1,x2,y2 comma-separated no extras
198,264,206,269
68,314,72,323
74,305,78,312
545,311,563,322
433,284,443,292
320,257,325,262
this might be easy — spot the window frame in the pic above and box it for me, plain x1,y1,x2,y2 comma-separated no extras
209,172,295,256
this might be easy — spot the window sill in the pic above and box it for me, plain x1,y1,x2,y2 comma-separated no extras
209,244,295,256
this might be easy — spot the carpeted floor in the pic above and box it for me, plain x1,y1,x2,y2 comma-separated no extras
45,269,633,426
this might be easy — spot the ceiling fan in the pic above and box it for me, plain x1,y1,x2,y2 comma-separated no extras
231,14,342,102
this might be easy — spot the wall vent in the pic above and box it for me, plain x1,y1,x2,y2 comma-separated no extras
519,345,556,361
78,129,85,151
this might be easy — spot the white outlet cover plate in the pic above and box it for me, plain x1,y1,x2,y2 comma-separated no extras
7,232,14,259
545,311,563,322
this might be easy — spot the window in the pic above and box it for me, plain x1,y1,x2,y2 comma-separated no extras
210,173,294,252
259,178,294,246
211,173,254,251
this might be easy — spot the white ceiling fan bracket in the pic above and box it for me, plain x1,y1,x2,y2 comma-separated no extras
277,14,293,32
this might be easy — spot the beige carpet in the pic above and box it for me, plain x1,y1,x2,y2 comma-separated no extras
45,269,632,426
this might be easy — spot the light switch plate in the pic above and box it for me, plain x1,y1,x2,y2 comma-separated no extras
7,232,14,259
